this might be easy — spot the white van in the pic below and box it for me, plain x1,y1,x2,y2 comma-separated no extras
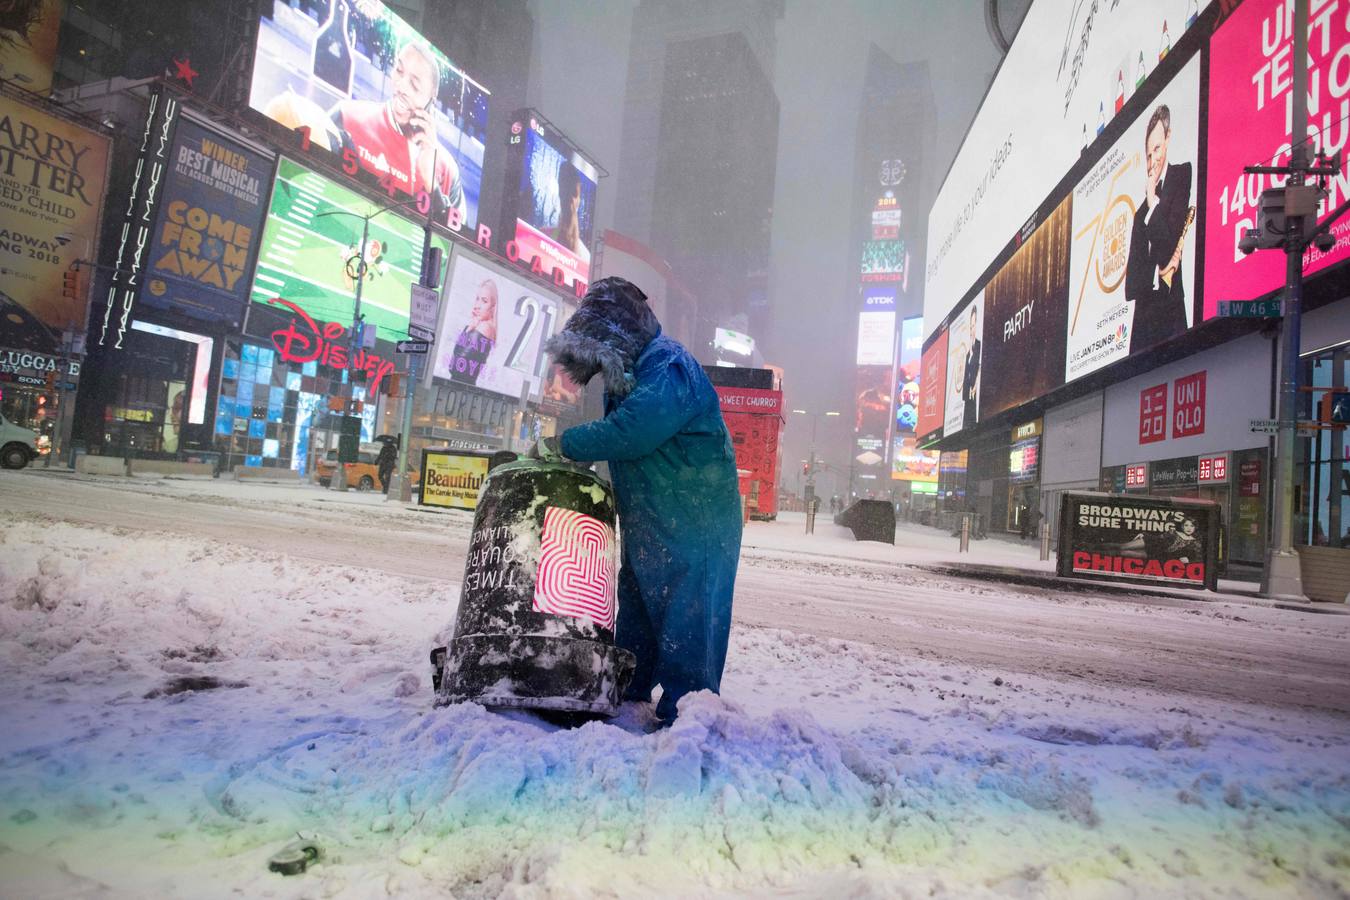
0,413,40,469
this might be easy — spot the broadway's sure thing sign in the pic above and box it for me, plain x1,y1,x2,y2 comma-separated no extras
1057,492,1220,591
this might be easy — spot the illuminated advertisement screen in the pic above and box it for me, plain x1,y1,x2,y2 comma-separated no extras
916,328,947,441
1203,0,1350,315
508,115,598,286
250,158,450,343
979,197,1071,420
872,191,901,239
1066,57,1199,383
925,0,1198,340
860,239,906,283
249,0,489,231
433,249,565,400
854,363,892,468
856,288,896,367
943,291,984,438
141,118,273,326
0,93,109,354
893,316,938,482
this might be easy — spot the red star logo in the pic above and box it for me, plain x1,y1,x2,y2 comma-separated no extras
172,56,198,88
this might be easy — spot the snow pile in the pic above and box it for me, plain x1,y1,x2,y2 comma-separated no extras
2,516,1349,898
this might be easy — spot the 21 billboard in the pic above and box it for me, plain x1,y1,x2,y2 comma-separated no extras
1203,0,1350,315
250,158,450,343
433,249,565,401
248,0,489,232
507,115,598,287
140,118,273,326
1066,57,1200,383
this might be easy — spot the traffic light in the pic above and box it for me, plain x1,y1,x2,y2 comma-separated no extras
62,266,79,299
1320,391,1350,426
421,246,443,289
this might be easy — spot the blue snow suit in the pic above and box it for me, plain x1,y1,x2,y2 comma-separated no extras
544,277,742,722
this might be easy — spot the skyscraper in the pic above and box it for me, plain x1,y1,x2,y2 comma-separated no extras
615,0,783,358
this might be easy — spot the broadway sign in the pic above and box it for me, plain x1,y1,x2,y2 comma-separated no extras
1056,492,1220,591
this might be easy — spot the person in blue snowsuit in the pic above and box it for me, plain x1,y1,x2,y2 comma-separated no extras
534,277,741,725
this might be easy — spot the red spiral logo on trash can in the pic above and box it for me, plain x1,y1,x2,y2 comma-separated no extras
534,507,616,629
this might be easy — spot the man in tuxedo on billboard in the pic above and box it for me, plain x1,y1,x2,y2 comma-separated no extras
1125,104,1193,352
962,304,981,428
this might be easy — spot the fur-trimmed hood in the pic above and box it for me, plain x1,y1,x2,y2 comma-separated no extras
543,276,660,398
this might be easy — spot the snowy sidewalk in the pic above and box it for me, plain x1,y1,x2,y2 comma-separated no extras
2,471,1349,897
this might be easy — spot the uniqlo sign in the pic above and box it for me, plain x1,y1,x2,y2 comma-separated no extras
1126,463,1148,489
1198,453,1229,485
1139,384,1168,444
1173,371,1206,438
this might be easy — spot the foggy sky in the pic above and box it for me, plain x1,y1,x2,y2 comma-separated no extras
527,1,1009,497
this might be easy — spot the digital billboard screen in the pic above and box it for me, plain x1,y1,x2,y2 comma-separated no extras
893,317,938,482
433,249,565,401
248,0,489,231
141,118,273,326
916,328,947,441
250,157,450,343
1066,57,1199,384
508,115,598,287
979,197,1071,420
860,239,906,283
1203,0,1350,315
943,291,984,438
924,0,1199,341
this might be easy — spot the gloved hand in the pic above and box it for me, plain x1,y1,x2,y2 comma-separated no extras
527,436,565,462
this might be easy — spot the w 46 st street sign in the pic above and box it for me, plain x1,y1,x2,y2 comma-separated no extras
1217,299,1285,318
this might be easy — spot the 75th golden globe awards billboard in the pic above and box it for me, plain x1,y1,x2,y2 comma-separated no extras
0,94,110,352
0,0,63,94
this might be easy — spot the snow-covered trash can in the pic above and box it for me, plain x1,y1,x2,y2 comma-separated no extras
434,458,635,715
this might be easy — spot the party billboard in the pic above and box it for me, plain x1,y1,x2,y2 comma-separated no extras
140,118,273,326
250,157,450,343
925,0,1199,340
1066,57,1200,383
980,197,1071,420
1203,0,1350,315
0,94,110,353
943,291,985,438
433,249,565,401
0,0,62,93
504,113,598,288
248,0,489,231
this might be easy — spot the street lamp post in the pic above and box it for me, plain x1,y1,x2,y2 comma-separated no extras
316,200,425,491
791,408,840,503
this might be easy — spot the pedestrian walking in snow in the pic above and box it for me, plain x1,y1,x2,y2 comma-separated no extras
531,277,742,727
376,439,397,493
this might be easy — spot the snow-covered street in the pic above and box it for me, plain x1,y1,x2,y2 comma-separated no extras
2,469,1349,898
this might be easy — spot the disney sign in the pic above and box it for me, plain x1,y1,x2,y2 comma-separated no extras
265,298,394,395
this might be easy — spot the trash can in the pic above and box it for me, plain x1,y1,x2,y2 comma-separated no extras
433,458,636,715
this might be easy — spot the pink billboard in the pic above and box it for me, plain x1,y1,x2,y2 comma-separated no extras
1203,0,1350,318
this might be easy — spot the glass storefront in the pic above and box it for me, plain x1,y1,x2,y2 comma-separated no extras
1300,347,1349,548
211,339,379,473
